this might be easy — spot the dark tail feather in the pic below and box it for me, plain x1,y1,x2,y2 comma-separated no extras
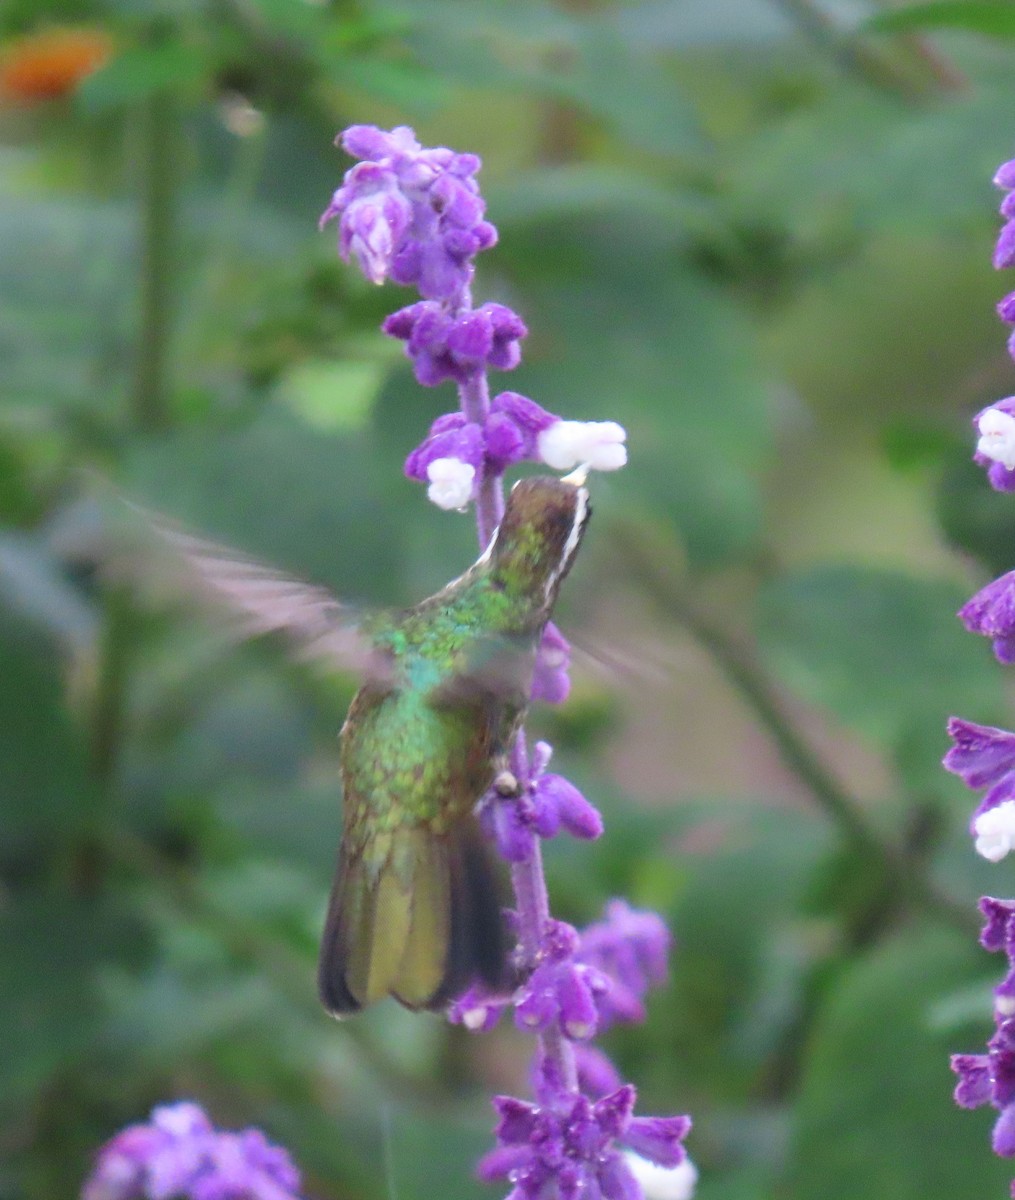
317,821,508,1017
418,823,508,1010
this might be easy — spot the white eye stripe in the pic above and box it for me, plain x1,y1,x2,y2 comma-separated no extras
544,485,589,601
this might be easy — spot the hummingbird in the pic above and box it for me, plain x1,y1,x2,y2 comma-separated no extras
144,472,591,1016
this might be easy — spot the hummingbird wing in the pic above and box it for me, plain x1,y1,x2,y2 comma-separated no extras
142,520,383,679
65,495,383,680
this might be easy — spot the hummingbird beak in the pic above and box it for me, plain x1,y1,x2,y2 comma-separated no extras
561,463,590,487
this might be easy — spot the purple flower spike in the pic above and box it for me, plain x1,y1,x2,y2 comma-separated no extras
959,571,1015,663
81,1102,302,1200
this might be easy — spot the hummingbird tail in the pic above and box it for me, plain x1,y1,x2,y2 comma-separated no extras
317,821,507,1016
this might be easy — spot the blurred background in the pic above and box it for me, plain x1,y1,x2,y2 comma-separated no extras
4,1,1015,1197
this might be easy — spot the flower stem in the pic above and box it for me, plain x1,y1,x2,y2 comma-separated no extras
462,368,580,1098
617,521,978,937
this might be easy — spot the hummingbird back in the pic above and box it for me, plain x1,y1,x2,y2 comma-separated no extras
317,475,591,1015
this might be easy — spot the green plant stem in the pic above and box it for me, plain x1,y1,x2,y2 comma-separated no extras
615,522,978,937
177,118,268,362
132,91,178,433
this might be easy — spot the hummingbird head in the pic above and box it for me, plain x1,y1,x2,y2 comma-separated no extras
487,474,591,611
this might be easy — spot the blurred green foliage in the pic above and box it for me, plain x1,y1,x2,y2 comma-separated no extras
4,1,1015,1198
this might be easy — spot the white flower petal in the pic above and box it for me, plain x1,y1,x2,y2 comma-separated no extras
623,1153,698,1200
426,457,475,511
974,799,1015,862
977,407,1015,472
537,420,627,472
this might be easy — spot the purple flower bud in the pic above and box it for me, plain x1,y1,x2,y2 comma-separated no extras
996,223,1015,271
943,717,1015,790
995,160,1015,190
1000,292,1015,325
624,1115,693,1168
995,1105,1015,1157
959,571,1015,663
478,791,536,863
447,983,508,1031
953,1052,993,1108
576,900,671,1032
384,301,526,387
596,1152,642,1200
341,124,420,161
993,1020,1015,1107
535,773,604,841
981,897,1015,954
404,418,484,484
575,1044,624,1099
531,622,572,704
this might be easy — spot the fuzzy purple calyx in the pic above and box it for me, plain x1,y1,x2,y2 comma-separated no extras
959,571,1015,664
531,621,573,705
944,717,1015,791
479,1083,690,1200
577,900,671,1031
384,301,527,387
983,897,1015,957
403,396,559,504
81,1102,302,1200
476,738,602,864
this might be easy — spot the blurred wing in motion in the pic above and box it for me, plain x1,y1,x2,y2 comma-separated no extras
80,498,384,681
152,522,372,672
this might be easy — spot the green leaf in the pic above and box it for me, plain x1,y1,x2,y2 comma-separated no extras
784,927,1011,1199
505,225,773,566
0,895,149,1098
121,410,407,605
490,165,721,242
274,358,384,432
0,613,99,859
76,40,209,112
407,0,705,156
756,565,1004,768
867,2,1015,38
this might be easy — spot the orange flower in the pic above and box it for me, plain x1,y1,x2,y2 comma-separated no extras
0,27,113,104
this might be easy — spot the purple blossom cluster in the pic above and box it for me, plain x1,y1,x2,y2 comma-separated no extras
478,1055,690,1200
952,897,1015,1158
81,1102,302,1200
326,125,690,1200
321,124,626,518
946,155,1015,1198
